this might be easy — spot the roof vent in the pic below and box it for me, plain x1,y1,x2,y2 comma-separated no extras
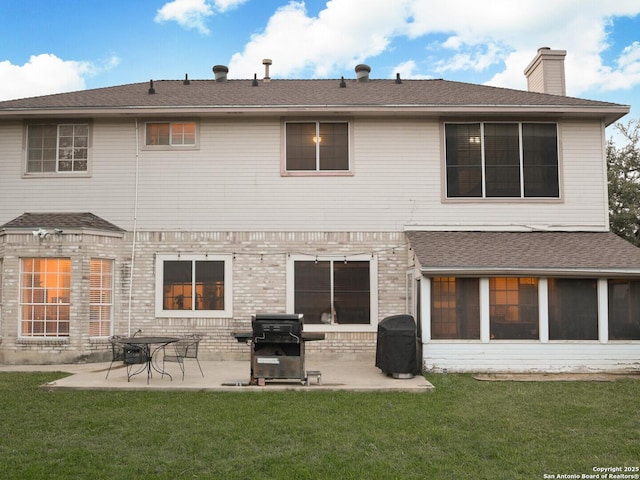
183,73,190,85
148,80,155,94
355,64,371,82
252,73,259,87
395,73,402,84
263,59,272,82
213,65,229,82
339,76,346,88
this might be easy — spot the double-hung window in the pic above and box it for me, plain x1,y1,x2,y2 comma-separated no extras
26,123,89,174
287,254,377,329
145,121,197,147
445,122,559,198
285,121,350,173
155,254,232,318
20,258,71,337
89,259,114,337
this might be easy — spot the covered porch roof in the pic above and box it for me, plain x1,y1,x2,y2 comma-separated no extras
405,231,640,277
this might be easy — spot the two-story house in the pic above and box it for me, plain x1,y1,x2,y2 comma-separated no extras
1,48,638,372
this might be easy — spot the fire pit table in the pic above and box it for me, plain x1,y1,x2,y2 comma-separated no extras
232,313,324,386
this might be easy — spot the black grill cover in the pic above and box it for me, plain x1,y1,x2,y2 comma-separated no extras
375,314,420,375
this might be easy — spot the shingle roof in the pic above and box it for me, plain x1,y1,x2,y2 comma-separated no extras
406,231,640,275
0,212,125,233
0,78,627,112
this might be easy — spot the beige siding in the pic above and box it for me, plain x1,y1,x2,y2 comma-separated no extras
0,117,609,232
418,120,609,230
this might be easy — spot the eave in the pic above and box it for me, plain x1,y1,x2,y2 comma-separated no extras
0,103,629,125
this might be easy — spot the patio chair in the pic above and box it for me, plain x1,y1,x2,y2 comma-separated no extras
163,334,204,380
105,335,125,379
123,342,152,382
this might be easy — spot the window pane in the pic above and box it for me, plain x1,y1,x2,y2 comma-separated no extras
523,123,559,197
89,259,113,337
27,125,57,173
334,261,369,324
319,123,349,170
195,261,225,310
431,277,480,339
490,277,538,339
146,123,170,145
20,258,71,337
163,261,192,310
484,123,521,197
286,123,317,170
548,278,598,340
445,124,482,197
608,280,640,340
294,261,331,324
171,122,196,145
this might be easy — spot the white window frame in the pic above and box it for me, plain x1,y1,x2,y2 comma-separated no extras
142,120,199,150
155,254,232,318
24,122,92,177
286,253,378,332
19,257,72,338
89,258,114,338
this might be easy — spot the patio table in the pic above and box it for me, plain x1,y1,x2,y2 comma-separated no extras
120,336,179,383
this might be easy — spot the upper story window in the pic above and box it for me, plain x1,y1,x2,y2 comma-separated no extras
445,122,559,198
27,123,89,174
284,121,350,174
145,121,197,147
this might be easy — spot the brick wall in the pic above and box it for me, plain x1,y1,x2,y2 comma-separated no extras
0,230,409,364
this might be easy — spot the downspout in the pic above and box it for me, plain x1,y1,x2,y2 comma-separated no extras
127,118,141,336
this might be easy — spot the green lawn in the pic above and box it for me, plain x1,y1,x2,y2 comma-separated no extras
0,372,638,479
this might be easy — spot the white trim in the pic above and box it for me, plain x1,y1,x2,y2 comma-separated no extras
286,253,378,332
155,253,233,318
539,278,549,343
597,278,608,343
480,278,490,343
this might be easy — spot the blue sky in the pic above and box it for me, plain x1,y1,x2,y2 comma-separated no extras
1,0,640,138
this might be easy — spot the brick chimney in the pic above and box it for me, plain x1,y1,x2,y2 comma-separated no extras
524,47,567,96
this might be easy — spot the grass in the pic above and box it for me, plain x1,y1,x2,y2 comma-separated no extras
0,372,638,479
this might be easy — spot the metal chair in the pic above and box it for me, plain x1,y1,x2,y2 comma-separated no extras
163,334,204,380
123,342,152,382
105,335,126,379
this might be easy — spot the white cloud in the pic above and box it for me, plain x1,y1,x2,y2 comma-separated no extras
213,0,248,11
228,0,410,78
391,60,431,80
155,0,215,35
0,54,118,101
227,0,640,98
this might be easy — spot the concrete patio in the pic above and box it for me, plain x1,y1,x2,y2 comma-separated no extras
0,354,434,392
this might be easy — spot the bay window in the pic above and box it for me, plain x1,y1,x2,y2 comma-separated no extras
20,258,71,337
89,259,114,337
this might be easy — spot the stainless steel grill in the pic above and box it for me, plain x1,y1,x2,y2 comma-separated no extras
233,313,324,386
